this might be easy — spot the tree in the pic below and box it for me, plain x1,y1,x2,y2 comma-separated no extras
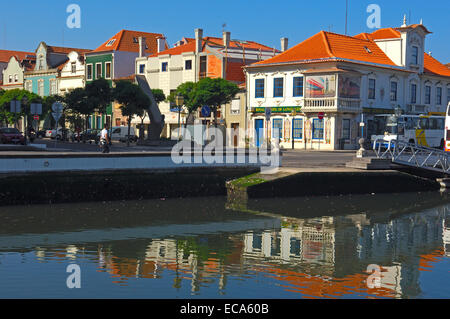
85,78,112,127
0,89,41,128
193,77,239,127
113,81,150,146
64,88,94,136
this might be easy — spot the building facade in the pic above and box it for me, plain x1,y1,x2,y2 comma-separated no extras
137,28,279,138
245,21,450,150
84,29,167,130
1,50,35,90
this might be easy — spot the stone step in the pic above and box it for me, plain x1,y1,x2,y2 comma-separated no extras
345,157,392,170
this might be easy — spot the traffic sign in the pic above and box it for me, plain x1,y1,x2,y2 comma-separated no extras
318,112,324,120
33,115,39,121
52,102,63,113
31,103,42,115
52,112,62,123
10,100,21,113
201,105,211,117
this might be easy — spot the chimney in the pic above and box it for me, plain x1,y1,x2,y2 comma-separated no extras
138,37,146,57
281,37,288,52
157,36,166,53
195,28,203,54
223,31,230,48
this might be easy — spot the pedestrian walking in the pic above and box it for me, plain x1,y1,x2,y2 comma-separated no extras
100,124,110,153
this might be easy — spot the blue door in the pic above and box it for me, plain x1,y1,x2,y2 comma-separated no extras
255,119,264,147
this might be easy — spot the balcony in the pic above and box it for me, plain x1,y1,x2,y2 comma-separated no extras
303,97,361,113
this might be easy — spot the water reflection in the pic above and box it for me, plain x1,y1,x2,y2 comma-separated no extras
0,193,449,298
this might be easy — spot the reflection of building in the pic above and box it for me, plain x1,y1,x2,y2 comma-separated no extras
245,20,450,150
444,217,450,257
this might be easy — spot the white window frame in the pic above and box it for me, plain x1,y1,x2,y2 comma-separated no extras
86,64,93,80
105,62,112,79
95,63,102,79
38,80,44,96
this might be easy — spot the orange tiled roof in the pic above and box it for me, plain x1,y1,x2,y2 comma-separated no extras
90,30,167,54
424,53,450,77
355,28,401,41
47,46,91,55
0,49,35,63
150,36,277,58
254,31,396,67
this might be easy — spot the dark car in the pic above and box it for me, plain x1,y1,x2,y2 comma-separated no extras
79,129,101,144
37,129,47,138
0,128,25,145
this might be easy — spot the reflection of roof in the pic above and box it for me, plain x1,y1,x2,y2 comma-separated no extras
90,30,167,54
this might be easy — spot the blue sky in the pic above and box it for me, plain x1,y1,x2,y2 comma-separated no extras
0,0,448,63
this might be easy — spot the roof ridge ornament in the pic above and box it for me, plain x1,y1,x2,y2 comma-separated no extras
402,14,407,27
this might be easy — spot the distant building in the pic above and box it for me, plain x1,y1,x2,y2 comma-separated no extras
1,50,35,90
245,20,450,150
84,29,168,129
136,28,279,138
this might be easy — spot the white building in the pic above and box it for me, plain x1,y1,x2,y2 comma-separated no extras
58,50,88,95
136,28,279,138
245,21,450,150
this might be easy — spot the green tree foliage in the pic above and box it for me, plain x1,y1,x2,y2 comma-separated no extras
193,77,239,126
85,78,112,114
0,89,41,127
64,88,94,133
113,80,150,146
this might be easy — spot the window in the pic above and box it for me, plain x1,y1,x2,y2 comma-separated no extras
95,63,102,79
71,62,76,73
342,119,351,139
161,62,168,72
411,83,417,103
8,75,12,83
436,87,442,105
390,81,397,101
185,60,192,70
412,46,419,65
273,78,283,97
38,81,44,96
368,78,376,99
50,80,56,95
447,88,450,105
293,77,304,97
272,119,283,139
230,99,240,115
255,79,264,98
14,74,18,83
106,39,116,47
139,64,145,74
292,118,303,140
25,81,32,92
105,62,111,79
425,85,431,104
312,119,324,140
199,56,207,77
86,64,93,80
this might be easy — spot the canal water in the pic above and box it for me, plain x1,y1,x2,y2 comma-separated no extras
0,192,449,299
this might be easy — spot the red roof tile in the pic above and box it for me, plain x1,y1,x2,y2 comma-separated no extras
47,46,91,55
0,50,35,63
424,53,450,77
90,30,167,54
254,31,396,67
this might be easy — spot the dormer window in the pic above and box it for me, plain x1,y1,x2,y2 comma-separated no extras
106,39,116,47
133,37,138,43
412,46,419,65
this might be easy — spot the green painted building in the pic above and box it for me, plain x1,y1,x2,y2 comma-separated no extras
84,29,167,129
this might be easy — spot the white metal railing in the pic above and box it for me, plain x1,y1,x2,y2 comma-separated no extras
373,139,450,174
303,97,360,111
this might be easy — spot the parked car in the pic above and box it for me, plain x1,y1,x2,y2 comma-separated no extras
97,126,138,143
45,128,73,141
0,127,25,145
37,129,47,138
74,129,101,144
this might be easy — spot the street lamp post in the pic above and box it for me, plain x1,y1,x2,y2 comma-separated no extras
175,94,184,139
22,96,29,145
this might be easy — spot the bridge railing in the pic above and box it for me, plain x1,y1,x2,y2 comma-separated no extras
373,139,450,174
